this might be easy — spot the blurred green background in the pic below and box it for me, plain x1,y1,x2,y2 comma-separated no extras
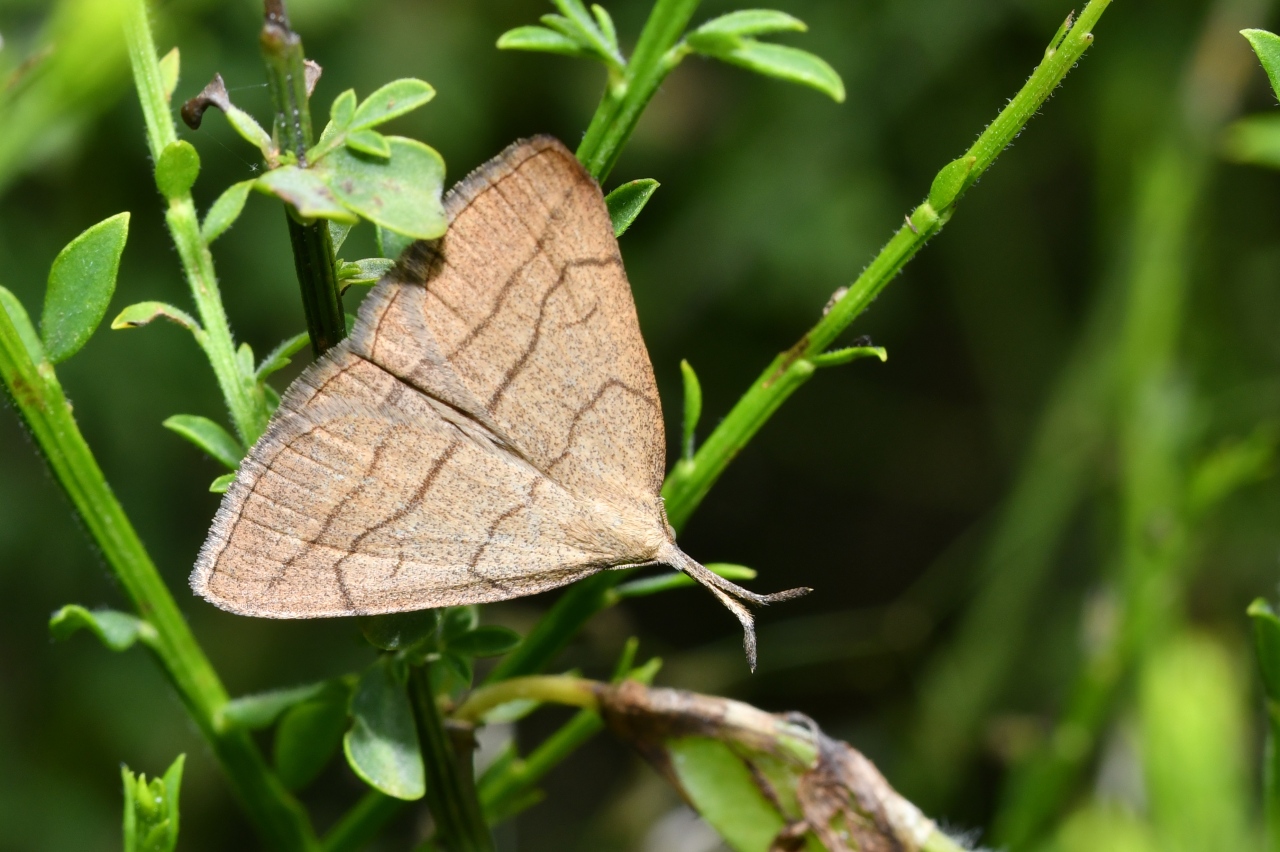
4,0,1280,849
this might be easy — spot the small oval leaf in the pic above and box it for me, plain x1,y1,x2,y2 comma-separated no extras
162,414,244,469
201,180,255,243
111,301,198,332
221,681,335,730
41,212,130,363
256,166,357,222
155,140,201,199
50,604,156,652
605,179,659,237
345,128,392,158
448,625,522,658
497,25,593,58
0,286,47,364
693,9,807,38
318,137,446,239
343,658,425,800
351,78,436,130
694,39,845,102
275,695,350,790
680,358,702,460
226,106,274,159
209,473,235,494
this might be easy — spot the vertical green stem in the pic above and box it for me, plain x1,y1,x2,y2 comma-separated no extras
1267,702,1280,851
0,303,317,850
260,0,345,355
124,0,269,444
576,0,703,182
409,667,495,852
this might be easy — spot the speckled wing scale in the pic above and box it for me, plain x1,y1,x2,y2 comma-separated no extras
191,136,808,669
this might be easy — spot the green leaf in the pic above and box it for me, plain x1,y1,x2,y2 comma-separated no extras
111,301,198,332
497,25,593,59
442,605,480,641
351,78,436,130
377,225,415,260
221,681,335,730
225,105,274,159
122,754,184,852
360,609,439,652
275,693,350,790
615,563,757,599
209,473,235,494
318,137,447,239
592,4,618,49
162,414,244,469
680,358,702,461
41,212,130,363
692,10,807,38
605,179,659,237
346,128,391,158
344,658,425,800
255,331,310,381
155,140,200,199
928,155,977,210
158,47,180,103
256,166,356,222
449,626,522,658
809,344,888,368
693,39,845,103
337,258,396,291
201,179,255,243
50,604,156,652
318,89,357,148
1243,29,1280,101
668,737,787,849
1251,600,1280,701
0,286,47,364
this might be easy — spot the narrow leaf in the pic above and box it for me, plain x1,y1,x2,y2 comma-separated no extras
615,563,757,599
158,47,180,103
111,302,198,332
50,604,156,652
344,658,425,800
256,166,357,222
592,4,618,49
221,681,335,730
680,359,702,460
449,625,522,658
275,695,350,790
318,137,446,239
351,78,436,130
0,286,47,364
201,179,255,243
345,128,392,158
497,25,593,59
225,106,274,159
318,89,357,148
209,473,235,494
695,39,845,102
1244,29,1280,101
693,9,807,38
255,331,310,381
162,414,244,469
41,212,130,363
809,345,888,368
605,179,659,236
155,140,200,199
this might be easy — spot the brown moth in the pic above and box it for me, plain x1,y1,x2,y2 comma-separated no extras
192,137,808,668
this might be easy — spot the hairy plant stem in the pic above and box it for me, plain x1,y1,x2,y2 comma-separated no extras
495,0,1114,683
409,666,496,852
124,0,269,444
0,305,317,850
261,0,345,356
576,0,703,182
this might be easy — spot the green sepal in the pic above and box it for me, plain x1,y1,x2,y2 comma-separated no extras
344,657,425,800
111,302,199,333
605,179,659,237
680,358,702,461
201,179,255,243
50,604,157,652
121,754,184,852
448,625,522,658
41,212,131,363
162,414,243,469
1243,29,1280,102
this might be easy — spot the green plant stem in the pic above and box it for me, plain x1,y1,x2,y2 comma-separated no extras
576,0,703,182
497,0,1113,682
480,708,603,821
454,676,598,723
0,303,317,850
409,666,495,852
124,0,269,444
260,0,345,355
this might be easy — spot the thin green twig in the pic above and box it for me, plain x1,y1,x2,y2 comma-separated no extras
0,301,317,851
124,0,270,444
